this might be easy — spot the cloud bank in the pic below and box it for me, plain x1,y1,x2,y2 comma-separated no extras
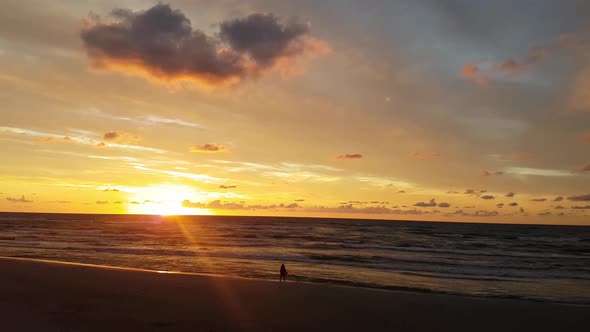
81,4,328,88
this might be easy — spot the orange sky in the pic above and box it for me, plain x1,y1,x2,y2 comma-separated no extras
0,1,589,225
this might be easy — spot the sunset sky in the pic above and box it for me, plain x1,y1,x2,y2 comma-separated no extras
1,0,589,224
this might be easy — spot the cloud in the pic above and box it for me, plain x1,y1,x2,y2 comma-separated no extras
504,167,574,177
103,131,119,141
554,205,565,209
6,195,32,203
530,198,547,202
81,4,327,88
462,35,573,84
464,189,487,196
55,200,72,204
571,205,590,209
577,132,590,144
496,203,504,208
448,209,499,217
474,210,499,217
191,144,226,153
410,152,440,160
480,195,495,200
294,199,305,202
414,199,437,207
182,199,300,210
96,200,109,204
438,202,451,208
581,164,590,172
397,190,406,194
480,170,503,177
567,194,590,201
508,202,519,207
219,13,310,67
553,196,564,201
538,212,552,216
219,184,237,189
337,153,363,160
33,136,72,144
506,192,516,197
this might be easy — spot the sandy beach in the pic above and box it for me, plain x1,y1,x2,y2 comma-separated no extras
0,257,588,331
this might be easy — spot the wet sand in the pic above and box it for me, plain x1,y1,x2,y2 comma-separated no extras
0,257,588,331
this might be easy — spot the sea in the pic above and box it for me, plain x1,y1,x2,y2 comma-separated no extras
0,212,589,304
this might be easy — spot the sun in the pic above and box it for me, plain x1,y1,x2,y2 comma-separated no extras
125,184,213,216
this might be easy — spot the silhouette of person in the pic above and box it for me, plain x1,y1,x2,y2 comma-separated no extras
280,263,288,282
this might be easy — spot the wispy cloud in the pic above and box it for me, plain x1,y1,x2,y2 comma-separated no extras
337,153,363,160
504,167,574,177
190,144,226,153
6,195,32,203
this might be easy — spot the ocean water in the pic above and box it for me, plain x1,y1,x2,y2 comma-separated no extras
0,212,589,304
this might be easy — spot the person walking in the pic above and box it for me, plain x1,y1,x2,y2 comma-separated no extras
279,263,288,282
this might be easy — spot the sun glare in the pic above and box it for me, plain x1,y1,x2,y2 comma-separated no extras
125,184,213,216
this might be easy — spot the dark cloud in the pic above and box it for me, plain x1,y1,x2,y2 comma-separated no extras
55,200,71,204
103,188,120,192
449,210,499,217
81,4,325,87
505,192,516,197
538,212,552,216
571,205,590,210
464,189,487,196
6,195,32,203
182,200,301,210
554,205,565,209
474,210,499,217
219,13,310,67
414,199,437,207
103,131,119,141
567,194,590,201
337,154,363,160
219,184,237,189
530,198,547,202
191,144,226,153
508,202,519,207
480,195,495,200
581,164,590,172
553,196,564,201
397,190,406,194
496,203,504,208
294,199,305,202
438,202,451,208
96,200,109,204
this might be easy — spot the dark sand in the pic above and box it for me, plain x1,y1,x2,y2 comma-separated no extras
0,257,588,331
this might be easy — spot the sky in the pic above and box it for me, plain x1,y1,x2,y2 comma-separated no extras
0,0,589,225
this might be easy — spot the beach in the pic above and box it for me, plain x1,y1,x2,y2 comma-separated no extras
0,257,588,331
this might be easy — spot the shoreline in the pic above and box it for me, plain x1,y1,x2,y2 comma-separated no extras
0,257,589,331
2,210,588,227
1,256,588,306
